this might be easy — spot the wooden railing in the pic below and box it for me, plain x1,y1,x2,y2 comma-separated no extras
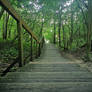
0,0,44,76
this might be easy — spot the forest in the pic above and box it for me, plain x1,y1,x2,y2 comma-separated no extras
0,0,92,74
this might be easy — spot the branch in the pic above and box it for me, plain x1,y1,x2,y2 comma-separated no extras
76,0,88,29
79,0,88,9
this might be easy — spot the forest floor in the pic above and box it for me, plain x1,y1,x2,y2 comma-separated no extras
60,47,92,72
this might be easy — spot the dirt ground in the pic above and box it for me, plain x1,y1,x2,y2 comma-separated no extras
60,50,92,72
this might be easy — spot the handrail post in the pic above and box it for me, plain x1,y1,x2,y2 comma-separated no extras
17,21,23,67
30,36,33,61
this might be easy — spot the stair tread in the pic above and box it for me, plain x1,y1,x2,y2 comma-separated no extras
0,44,92,92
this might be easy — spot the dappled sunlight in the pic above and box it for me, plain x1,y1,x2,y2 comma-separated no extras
45,39,50,44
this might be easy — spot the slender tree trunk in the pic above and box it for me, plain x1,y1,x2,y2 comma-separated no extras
76,0,88,29
70,5,74,49
3,12,9,40
58,13,61,47
53,20,56,44
67,24,71,49
8,19,13,38
86,0,92,59
4,13,9,40
3,14,5,40
0,7,4,20
77,27,80,47
62,24,66,50
40,21,44,37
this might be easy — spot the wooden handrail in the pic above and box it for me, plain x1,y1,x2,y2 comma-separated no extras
0,0,44,76
0,0,40,43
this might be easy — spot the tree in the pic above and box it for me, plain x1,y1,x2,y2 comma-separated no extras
86,0,92,59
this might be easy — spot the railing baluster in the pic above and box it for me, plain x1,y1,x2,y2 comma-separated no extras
17,21,23,67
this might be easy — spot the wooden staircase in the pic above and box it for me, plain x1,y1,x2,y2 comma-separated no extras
0,44,92,92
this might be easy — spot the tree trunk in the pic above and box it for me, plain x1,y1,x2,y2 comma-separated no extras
3,12,9,40
40,21,44,37
0,7,4,20
86,0,92,59
53,20,56,44
70,5,74,49
5,13,9,40
58,13,61,47
62,24,66,50
8,19,13,38
76,0,88,29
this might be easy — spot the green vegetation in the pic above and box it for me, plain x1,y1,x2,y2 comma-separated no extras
0,0,92,73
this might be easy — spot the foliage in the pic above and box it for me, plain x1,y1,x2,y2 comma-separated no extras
0,0,91,73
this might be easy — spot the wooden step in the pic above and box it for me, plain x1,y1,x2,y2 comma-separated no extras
1,72,92,79
0,82,92,92
0,44,92,92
